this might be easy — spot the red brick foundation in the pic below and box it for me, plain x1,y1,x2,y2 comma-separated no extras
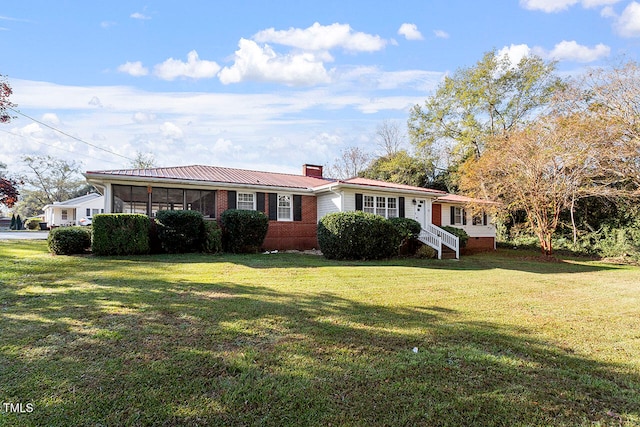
461,237,495,254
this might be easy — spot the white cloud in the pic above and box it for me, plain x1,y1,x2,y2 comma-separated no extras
218,38,331,86
88,96,103,108
117,61,149,77
433,29,450,39
497,44,532,66
130,12,151,20
253,22,386,52
132,112,156,123
153,50,221,80
212,138,234,153
615,1,640,37
397,23,424,41
100,21,116,29
545,40,610,62
41,113,60,125
520,0,620,12
160,122,183,140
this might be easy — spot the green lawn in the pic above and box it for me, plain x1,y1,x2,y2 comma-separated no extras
1,241,639,426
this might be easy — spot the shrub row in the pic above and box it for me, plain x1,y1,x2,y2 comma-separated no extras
92,214,151,256
317,211,414,260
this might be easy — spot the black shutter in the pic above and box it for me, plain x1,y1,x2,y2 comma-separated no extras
483,212,488,226
257,192,265,213
450,206,455,225
462,209,467,225
355,193,363,211
268,193,277,220
398,197,405,218
293,195,302,221
228,190,237,210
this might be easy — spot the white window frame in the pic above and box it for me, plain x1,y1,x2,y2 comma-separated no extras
237,192,255,210
453,207,465,225
363,193,398,219
277,194,293,221
61,209,68,221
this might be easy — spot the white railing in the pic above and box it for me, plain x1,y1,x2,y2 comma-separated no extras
418,229,442,259
425,223,459,259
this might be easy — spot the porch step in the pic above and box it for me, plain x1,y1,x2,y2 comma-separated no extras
441,246,458,259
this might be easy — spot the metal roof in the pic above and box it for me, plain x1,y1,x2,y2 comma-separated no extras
85,165,332,190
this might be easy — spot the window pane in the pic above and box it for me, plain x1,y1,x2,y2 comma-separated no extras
387,197,398,218
200,191,216,218
167,189,184,210
151,188,169,216
278,194,291,220
238,193,254,210
363,195,375,214
112,185,131,213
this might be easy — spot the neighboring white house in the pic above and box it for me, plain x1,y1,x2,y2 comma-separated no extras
42,193,104,227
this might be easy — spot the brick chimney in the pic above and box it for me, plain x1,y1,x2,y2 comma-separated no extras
302,164,323,178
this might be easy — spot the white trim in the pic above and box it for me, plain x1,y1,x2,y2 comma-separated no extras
277,193,293,221
237,192,256,210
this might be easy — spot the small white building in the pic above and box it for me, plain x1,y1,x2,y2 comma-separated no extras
42,193,104,227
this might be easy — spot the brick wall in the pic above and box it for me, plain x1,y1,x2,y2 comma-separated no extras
217,190,318,250
263,195,318,250
462,237,495,254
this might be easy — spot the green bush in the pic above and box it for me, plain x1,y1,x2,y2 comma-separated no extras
441,225,469,248
415,244,437,259
203,220,222,254
220,209,269,253
48,226,91,255
317,211,401,260
25,217,42,230
389,217,422,256
92,214,150,256
156,210,206,254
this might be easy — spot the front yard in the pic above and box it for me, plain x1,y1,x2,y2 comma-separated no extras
1,241,639,426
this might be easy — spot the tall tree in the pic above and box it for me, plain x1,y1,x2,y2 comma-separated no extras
408,50,562,166
1,74,17,123
360,150,435,187
130,151,157,169
374,120,406,156
326,146,371,179
460,112,616,256
18,156,86,215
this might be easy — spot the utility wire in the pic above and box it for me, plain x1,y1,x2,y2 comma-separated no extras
0,128,124,167
8,107,134,162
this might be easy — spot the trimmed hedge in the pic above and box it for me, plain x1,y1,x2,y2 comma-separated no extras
156,210,205,254
202,220,222,254
441,225,469,248
317,211,401,260
48,226,91,255
220,209,269,253
389,217,422,256
92,214,151,256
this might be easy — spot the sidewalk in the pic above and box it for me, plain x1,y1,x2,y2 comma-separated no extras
0,231,50,240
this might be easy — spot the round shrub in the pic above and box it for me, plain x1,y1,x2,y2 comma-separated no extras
389,217,422,255
203,220,223,254
156,210,205,254
48,226,91,255
220,209,269,253
317,211,401,260
25,217,42,230
441,225,469,248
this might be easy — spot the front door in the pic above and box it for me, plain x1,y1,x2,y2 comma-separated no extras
432,203,442,226
414,199,427,229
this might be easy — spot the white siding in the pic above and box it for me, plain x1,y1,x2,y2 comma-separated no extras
317,192,342,220
440,203,495,238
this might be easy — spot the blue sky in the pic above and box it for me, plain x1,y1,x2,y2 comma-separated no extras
1,0,639,176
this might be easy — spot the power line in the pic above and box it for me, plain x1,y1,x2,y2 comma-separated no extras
0,128,125,167
8,107,134,162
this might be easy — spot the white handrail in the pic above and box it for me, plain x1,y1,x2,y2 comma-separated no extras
418,228,442,259
425,224,459,259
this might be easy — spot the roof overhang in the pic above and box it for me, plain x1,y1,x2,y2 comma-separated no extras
312,181,445,198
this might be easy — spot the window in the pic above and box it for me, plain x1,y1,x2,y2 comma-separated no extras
452,207,467,225
92,208,100,215
363,195,375,214
61,210,68,221
237,192,255,210
86,208,91,216
472,212,488,226
387,197,398,218
114,184,215,217
362,194,398,218
277,194,292,220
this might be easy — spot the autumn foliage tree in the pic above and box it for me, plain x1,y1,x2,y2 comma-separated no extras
1,74,16,123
